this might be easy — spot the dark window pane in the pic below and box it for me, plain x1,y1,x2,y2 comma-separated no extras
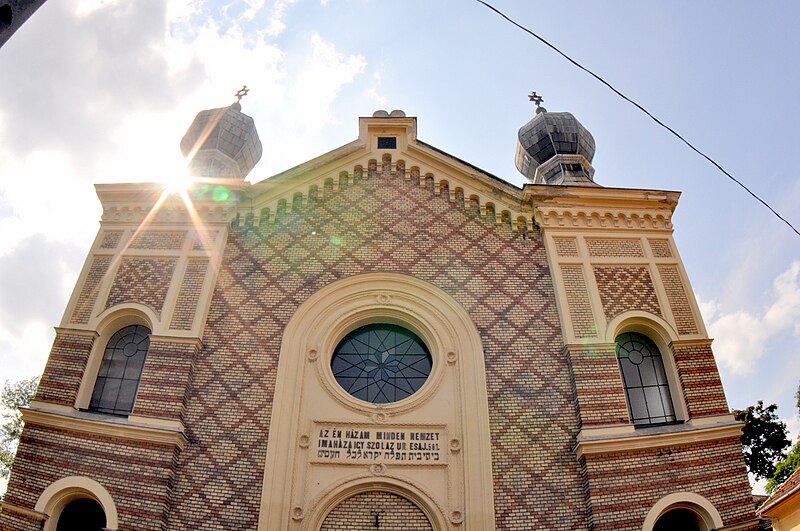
89,324,151,416
616,332,677,426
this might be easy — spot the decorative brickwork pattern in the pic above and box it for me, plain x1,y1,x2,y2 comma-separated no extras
1,424,178,530
169,260,209,330
129,230,186,250
594,265,662,319
321,491,433,530
586,238,645,258
132,340,199,421
648,238,673,258
0,507,42,530
35,333,94,406
658,265,699,335
580,438,756,530
192,230,219,250
567,345,629,427
105,258,177,312
553,237,579,257
70,255,112,324
165,162,588,530
672,342,729,417
99,230,123,249
561,265,597,338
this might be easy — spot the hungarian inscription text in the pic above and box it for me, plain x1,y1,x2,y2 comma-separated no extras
311,424,446,465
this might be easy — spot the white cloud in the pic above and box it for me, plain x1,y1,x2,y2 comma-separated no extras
700,261,800,375
266,0,299,36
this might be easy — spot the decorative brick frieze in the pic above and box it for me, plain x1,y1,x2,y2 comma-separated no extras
35,332,95,406
70,255,112,324
566,345,629,428
672,341,729,417
129,230,186,250
105,257,177,313
658,265,699,335
554,236,580,257
99,230,123,249
561,265,597,338
0,424,178,530
579,437,755,530
594,265,662,319
132,339,199,422
648,238,673,258
169,260,209,330
321,491,433,530
585,237,645,258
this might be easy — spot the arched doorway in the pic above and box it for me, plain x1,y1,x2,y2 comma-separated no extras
653,506,708,530
321,490,433,531
55,498,106,531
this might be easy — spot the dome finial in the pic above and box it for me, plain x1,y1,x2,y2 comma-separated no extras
528,90,546,114
231,85,249,111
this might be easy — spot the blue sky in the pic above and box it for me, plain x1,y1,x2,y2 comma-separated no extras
1,0,798,493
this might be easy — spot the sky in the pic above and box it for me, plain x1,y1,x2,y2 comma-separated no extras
0,0,799,494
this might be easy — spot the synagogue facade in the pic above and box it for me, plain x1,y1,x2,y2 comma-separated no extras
0,100,759,530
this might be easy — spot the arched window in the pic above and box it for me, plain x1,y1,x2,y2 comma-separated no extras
615,332,676,426
89,324,151,415
56,498,106,531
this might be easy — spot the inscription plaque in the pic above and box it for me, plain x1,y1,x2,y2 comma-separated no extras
311,424,446,465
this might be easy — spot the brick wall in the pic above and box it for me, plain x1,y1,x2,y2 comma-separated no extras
70,255,112,324
129,230,186,250
594,265,662,319
567,345,629,427
581,437,756,530
105,258,176,312
321,491,433,530
554,237,579,257
35,333,94,406
672,342,729,417
648,238,673,258
169,260,208,330
99,231,123,249
164,159,588,529
1,425,179,531
132,340,198,422
561,265,597,338
658,265,699,335
585,238,645,258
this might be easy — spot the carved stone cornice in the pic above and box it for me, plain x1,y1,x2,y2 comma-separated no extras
525,184,680,232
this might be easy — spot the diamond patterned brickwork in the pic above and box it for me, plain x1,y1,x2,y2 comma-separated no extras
553,237,579,257
321,491,433,530
0,424,178,531
561,265,597,338
594,265,662,319
586,238,645,258
129,230,186,250
169,260,209,330
105,258,177,312
99,230,123,249
132,340,199,421
581,437,756,530
70,255,112,324
648,238,673,258
672,342,729,417
567,345,629,427
165,164,588,530
34,332,94,406
658,265,699,335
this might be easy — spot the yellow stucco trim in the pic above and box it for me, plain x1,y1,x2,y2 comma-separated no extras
642,491,723,531
34,476,119,531
22,406,187,450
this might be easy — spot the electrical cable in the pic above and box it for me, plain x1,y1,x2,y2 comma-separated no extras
475,0,800,238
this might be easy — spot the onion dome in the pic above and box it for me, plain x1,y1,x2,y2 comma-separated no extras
180,86,263,180
515,92,598,186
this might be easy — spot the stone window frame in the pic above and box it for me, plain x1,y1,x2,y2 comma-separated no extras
75,303,158,413
642,492,723,531
34,476,119,531
605,310,689,424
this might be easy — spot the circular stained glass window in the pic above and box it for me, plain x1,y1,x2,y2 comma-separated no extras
331,324,433,404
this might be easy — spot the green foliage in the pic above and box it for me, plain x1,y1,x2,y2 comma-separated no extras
733,401,791,480
0,376,39,479
767,442,800,493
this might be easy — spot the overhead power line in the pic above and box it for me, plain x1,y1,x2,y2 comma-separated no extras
475,0,800,238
